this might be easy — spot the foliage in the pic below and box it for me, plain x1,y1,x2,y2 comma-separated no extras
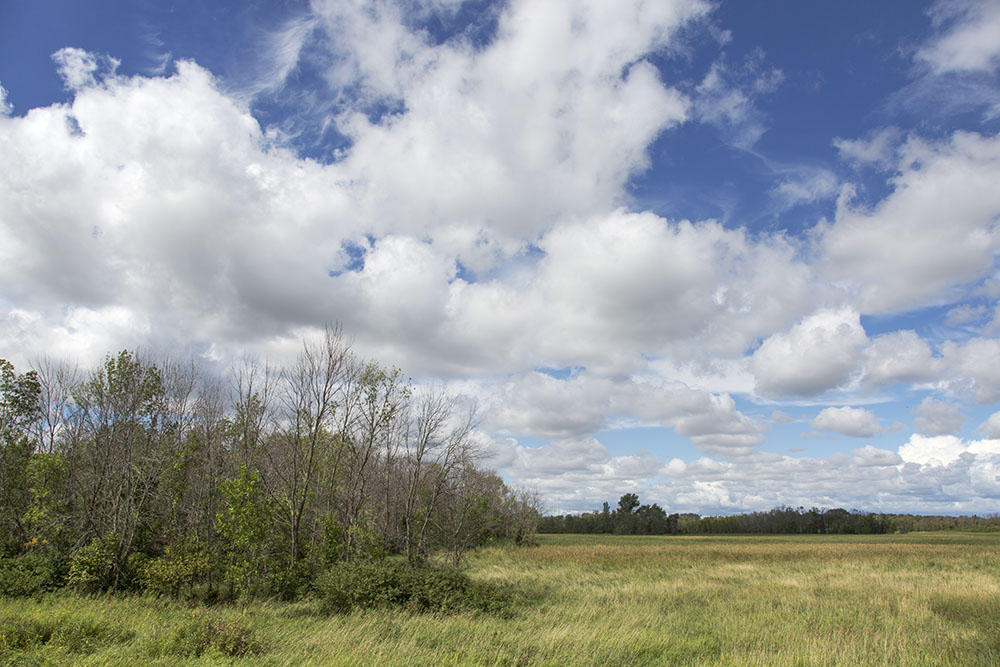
151,612,264,658
216,465,272,598
314,557,511,615
538,494,1000,535
0,551,58,597
0,359,41,551
139,535,214,598
0,344,537,604
66,532,120,593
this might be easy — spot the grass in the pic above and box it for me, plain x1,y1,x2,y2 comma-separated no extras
2,532,999,665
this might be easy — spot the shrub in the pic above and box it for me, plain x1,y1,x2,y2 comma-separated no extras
67,533,120,593
153,613,264,658
314,558,511,615
0,551,58,597
263,557,317,601
139,536,214,598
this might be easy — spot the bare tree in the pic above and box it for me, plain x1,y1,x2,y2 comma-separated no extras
266,325,353,560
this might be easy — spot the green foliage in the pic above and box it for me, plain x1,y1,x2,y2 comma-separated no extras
216,465,272,598
66,533,120,593
0,551,58,597
0,360,42,550
315,558,511,615
24,453,71,551
139,535,214,598
262,556,317,601
152,612,264,658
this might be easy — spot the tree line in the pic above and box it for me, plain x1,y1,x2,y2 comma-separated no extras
538,495,1000,535
0,327,539,601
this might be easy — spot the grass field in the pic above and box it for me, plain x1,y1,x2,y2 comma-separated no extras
2,532,999,665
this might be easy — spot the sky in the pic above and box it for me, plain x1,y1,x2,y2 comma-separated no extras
2,0,1000,515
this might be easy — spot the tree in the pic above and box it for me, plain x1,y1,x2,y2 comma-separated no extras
0,359,42,550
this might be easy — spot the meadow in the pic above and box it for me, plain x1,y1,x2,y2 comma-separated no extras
2,532,999,665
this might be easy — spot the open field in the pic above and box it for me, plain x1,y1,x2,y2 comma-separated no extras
2,532,999,665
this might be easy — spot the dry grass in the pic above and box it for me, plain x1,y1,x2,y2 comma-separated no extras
2,532,999,665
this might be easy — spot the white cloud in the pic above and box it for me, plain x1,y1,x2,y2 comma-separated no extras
811,406,882,438
833,127,901,169
897,433,1000,466
916,0,1000,75
486,370,764,456
862,330,941,387
939,337,1000,403
752,308,867,398
819,132,1000,313
6,3,1000,517
693,50,783,149
913,397,965,436
771,168,838,208
978,411,1000,438
852,445,902,467
52,47,120,91
0,83,12,117
945,303,988,326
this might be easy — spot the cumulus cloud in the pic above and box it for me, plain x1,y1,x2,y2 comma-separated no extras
862,330,941,387
978,411,1000,438
852,445,902,467
811,406,882,438
486,370,764,456
897,433,1000,466
752,308,867,398
819,132,1000,313
6,1,1000,516
939,337,1000,403
913,397,965,436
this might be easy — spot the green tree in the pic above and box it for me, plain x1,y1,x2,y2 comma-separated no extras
217,465,272,598
0,359,42,551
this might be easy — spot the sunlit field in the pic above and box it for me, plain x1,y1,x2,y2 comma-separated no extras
3,532,999,665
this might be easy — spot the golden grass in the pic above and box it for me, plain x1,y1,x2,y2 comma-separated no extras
2,532,999,665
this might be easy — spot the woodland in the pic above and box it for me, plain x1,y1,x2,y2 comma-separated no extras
0,327,538,605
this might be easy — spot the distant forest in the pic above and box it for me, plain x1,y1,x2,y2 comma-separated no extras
539,494,1000,535
0,328,538,603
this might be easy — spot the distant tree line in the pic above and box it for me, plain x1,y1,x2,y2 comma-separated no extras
0,327,538,602
539,495,1000,535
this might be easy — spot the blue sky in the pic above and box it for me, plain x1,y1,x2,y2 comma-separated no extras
3,0,1000,514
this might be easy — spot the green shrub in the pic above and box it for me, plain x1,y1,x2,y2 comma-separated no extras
314,558,511,615
263,557,317,601
0,551,58,597
153,613,264,658
139,536,214,598
67,532,120,593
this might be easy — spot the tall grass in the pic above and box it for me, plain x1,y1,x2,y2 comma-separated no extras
2,533,998,665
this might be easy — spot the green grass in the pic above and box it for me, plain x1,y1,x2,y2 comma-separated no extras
2,532,999,665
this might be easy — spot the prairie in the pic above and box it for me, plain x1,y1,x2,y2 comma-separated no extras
2,532,999,665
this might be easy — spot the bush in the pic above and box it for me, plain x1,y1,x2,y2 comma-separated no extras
153,612,264,658
67,533,120,593
263,557,317,602
314,558,511,615
0,551,58,597
139,536,214,598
